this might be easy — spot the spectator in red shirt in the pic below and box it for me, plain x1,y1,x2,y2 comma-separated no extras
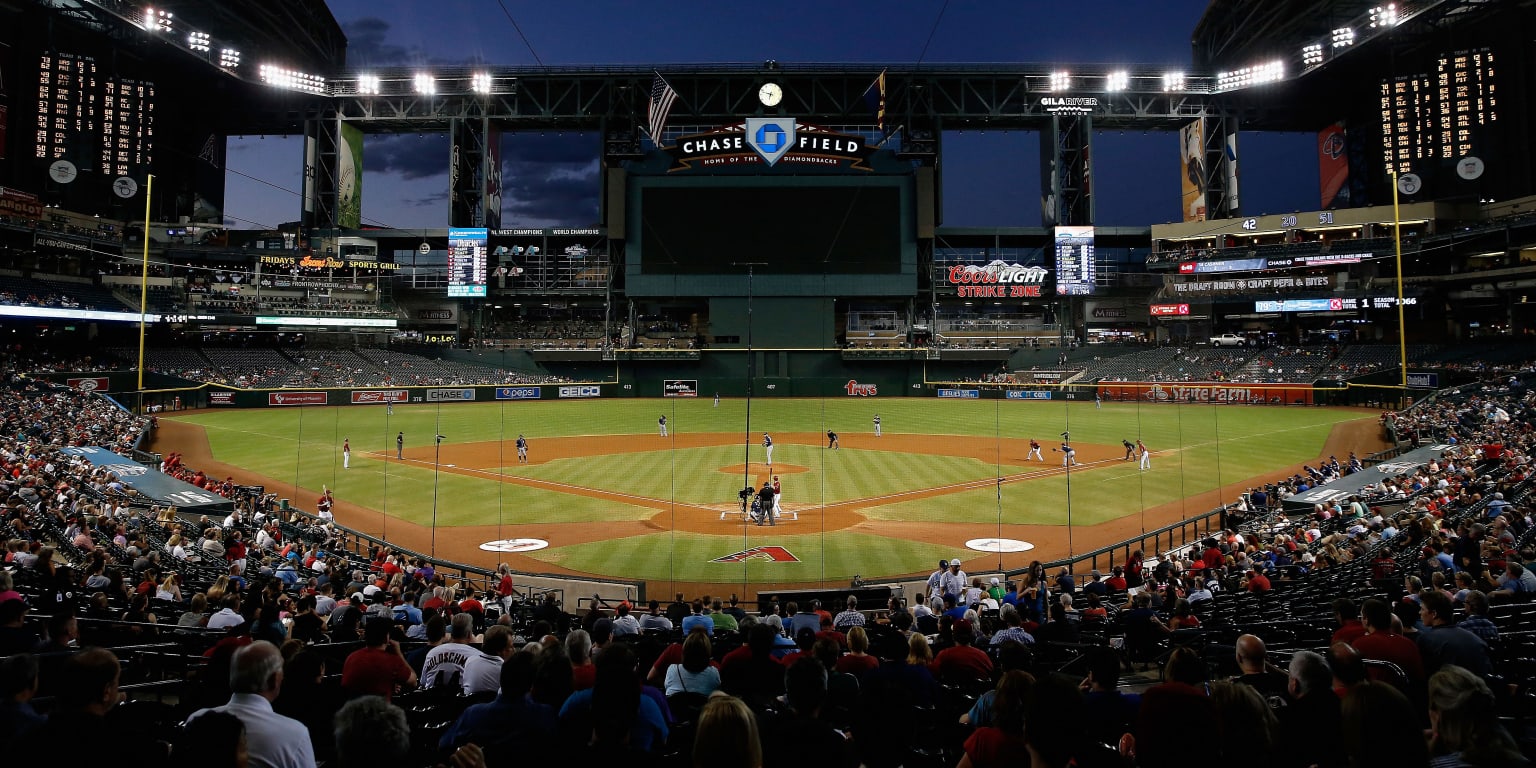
341,618,418,700
931,620,993,683
1104,566,1128,592
1351,598,1424,682
1331,598,1367,646
1244,568,1272,593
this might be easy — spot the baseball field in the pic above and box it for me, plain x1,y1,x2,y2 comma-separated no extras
154,397,1384,595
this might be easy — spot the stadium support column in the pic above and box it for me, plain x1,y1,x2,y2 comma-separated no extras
1203,115,1240,220
1039,113,1093,228
449,117,500,228
300,113,342,231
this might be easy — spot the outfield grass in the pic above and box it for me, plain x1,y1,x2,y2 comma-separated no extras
517,444,1022,505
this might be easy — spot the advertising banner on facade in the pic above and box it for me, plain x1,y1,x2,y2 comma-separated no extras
208,391,236,406
268,392,328,406
1098,382,1313,405
1179,119,1207,222
338,123,364,229
66,377,110,392
664,380,699,397
351,390,409,404
426,388,475,402
1005,390,1053,400
1318,121,1353,209
495,387,542,400
559,385,602,398
936,388,980,398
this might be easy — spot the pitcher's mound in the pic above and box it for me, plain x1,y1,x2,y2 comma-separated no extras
717,463,809,476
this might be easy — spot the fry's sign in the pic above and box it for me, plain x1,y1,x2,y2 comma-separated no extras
946,261,1049,298
844,380,878,396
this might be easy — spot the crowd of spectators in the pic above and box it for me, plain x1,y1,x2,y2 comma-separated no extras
2,360,1536,767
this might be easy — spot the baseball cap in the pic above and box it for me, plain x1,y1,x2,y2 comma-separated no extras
939,559,949,567
989,577,1000,586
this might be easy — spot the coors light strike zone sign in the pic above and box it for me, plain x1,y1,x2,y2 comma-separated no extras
947,261,1050,298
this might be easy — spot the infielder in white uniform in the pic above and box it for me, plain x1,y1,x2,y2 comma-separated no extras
873,414,882,437
1138,439,1151,470
658,415,668,437
1028,439,1043,461
762,433,774,465
342,438,350,469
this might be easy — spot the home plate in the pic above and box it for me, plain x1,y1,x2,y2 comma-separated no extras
966,538,1033,553
479,538,550,553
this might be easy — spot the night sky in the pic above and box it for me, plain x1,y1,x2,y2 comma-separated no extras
223,0,1318,231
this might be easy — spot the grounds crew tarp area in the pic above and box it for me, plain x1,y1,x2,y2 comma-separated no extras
60,445,234,514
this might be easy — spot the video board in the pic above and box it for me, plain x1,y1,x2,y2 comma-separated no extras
1053,226,1095,296
447,227,488,297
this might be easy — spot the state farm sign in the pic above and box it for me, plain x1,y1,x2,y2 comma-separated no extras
1097,382,1313,406
844,380,878,396
946,261,1049,298
268,392,328,406
351,390,409,404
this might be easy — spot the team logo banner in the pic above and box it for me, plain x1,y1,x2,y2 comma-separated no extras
268,392,327,406
666,121,874,172
351,390,409,404
66,377,110,392
426,388,475,402
664,380,699,397
711,546,800,563
495,387,542,400
559,385,602,399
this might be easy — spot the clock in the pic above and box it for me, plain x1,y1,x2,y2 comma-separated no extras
758,82,783,107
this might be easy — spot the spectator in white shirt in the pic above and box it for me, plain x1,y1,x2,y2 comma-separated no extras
189,640,317,768
610,602,641,637
207,594,246,631
462,625,515,695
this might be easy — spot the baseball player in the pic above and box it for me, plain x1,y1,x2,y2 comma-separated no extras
1061,441,1078,467
516,434,528,464
658,415,668,437
772,475,783,519
1095,392,1102,409
396,432,404,460
762,433,774,466
343,438,351,469
873,414,882,437
316,488,335,521
1122,439,1135,461
827,430,839,450
756,481,776,526
1028,439,1042,461
1138,439,1151,471
714,392,720,407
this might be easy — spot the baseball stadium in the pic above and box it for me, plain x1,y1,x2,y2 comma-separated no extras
3,0,1536,765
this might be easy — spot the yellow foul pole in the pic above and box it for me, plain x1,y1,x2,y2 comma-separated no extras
137,174,154,395
1391,170,1408,401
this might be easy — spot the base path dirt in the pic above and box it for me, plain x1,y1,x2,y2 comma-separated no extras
153,416,1389,598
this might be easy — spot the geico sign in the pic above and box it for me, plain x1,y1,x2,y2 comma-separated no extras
558,386,602,398
844,380,878,396
947,262,1049,284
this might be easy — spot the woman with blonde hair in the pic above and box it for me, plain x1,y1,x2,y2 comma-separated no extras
1427,665,1525,767
692,695,761,768
205,574,231,604
155,573,183,603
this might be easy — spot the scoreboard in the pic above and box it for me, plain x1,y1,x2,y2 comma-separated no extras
1380,48,1497,176
36,52,155,188
1053,226,1095,296
447,227,488,297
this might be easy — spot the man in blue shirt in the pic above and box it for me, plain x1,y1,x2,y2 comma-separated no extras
439,651,555,754
681,600,714,636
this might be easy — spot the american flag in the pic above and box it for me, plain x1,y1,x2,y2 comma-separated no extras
647,72,679,146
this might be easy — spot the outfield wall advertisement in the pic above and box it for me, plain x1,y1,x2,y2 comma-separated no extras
663,380,699,397
1097,382,1314,405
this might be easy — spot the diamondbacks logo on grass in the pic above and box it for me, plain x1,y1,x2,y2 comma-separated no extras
710,546,800,564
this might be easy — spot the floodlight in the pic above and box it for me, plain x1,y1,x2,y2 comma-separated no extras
414,73,435,95
144,7,173,33
1215,59,1284,91
259,64,327,95
1369,4,1398,28
220,48,241,69
1162,71,1185,92
357,74,381,95
1301,44,1323,67
1048,71,1069,92
1105,71,1128,92
187,31,210,52
471,72,493,94
1331,27,1355,48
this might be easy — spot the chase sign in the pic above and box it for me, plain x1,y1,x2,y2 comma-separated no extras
745,118,795,166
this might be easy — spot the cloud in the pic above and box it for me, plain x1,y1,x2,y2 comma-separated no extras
501,160,600,227
404,191,449,208
341,16,487,67
362,134,449,180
